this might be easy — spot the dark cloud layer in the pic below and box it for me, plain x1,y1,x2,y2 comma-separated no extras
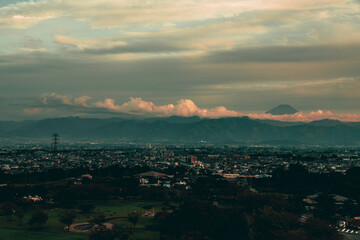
1,49,360,120
206,44,360,63
83,41,187,55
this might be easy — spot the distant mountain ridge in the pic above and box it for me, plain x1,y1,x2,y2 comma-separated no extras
266,104,298,115
0,116,360,145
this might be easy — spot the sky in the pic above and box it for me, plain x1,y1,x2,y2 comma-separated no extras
0,0,360,121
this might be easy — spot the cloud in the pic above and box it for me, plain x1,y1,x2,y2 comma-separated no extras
0,0,33,8
1,51,360,116
1,0,360,120
1,0,360,60
93,97,360,121
206,44,360,63
94,97,174,115
13,35,46,52
81,41,187,55
247,110,360,122
0,0,263,29
42,92,91,107
1,0,359,55
24,107,41,115
93,97,240,118
36,93,360,122
41,93,240,118
54,35,127,50
172,99,239,118
0,0,356,29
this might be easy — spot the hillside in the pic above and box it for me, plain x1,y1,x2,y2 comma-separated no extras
0,117,360,145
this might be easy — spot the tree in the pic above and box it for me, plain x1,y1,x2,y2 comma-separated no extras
90,213,106,226
15,199,32,213
346,167,360,182
28,209,49,227
14,208,25,225
314,194,336,220
54,189,78,208
79,203,95,213
128,211,140,231
89,225,132,240
59,210,76,229
252,206,299,240
303,218,343,240
158,200,248,240
342,199,358,218
0,202,16,221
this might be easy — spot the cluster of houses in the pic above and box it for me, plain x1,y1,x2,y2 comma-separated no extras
137,171,188,189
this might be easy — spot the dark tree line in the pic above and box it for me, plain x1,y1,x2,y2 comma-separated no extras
155,196,342,240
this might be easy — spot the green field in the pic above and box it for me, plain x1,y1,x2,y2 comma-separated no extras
0,200,168,240
0,229,86,240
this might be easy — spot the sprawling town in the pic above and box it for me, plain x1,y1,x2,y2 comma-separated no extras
1,143,360,178
0,143,360,178
1,141,360,240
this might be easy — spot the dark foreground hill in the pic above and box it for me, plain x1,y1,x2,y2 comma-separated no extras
0,117,360,145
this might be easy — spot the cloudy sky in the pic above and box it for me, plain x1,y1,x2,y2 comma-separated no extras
1,0,360,121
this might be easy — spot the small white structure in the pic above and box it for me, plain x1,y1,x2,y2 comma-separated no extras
23,195,42,202
337,220,346,228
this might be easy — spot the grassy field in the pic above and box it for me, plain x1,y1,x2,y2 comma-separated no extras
0,229,87,240
0,200,168,240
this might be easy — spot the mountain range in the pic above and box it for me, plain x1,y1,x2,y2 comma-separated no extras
1,116,360,145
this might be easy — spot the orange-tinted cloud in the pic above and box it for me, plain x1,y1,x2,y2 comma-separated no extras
24,107,41,115
41,93,360,122
247,111,360,122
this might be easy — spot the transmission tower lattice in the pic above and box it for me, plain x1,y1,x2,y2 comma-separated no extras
52,133,59,152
